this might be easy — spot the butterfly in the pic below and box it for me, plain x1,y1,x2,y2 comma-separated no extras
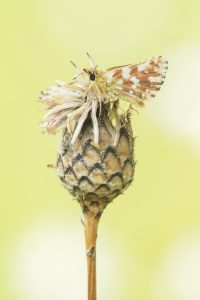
40,53,168,145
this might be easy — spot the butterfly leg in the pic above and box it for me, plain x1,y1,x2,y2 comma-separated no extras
91,99,100,148
113,100,121,147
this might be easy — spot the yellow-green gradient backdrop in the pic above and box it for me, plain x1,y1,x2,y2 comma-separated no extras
1,0,200,299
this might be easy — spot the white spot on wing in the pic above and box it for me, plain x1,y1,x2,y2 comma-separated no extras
148,76,162,83
122,67,131,79
153,56,159,64
105,70,115,83
130,77,140,84
137,60,150,72
116,79,123,85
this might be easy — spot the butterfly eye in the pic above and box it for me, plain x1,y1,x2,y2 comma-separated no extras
89,72,95,81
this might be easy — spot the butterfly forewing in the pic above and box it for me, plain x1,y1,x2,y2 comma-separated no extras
104,56,168,106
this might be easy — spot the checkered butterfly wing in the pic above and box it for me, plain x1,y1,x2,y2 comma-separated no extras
104,56,168,107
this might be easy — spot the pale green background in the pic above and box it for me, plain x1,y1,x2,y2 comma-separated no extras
1,0,200,299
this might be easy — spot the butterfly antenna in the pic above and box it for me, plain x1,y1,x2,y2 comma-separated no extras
86,52,95,71
70,60,78,69
70,60,87,81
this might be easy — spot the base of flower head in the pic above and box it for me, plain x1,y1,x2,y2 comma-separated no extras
56,111,135,213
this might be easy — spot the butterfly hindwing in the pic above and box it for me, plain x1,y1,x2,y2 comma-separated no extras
104,56,168,106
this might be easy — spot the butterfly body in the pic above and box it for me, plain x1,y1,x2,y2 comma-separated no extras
82,56,167,109
40,54,168,144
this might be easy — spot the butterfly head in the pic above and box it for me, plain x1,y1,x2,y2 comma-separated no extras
82,53,99,81
82,68,97,81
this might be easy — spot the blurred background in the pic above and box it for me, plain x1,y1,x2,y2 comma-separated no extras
1,0,200,299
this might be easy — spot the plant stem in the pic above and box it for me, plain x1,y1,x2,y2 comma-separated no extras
83,212,100,300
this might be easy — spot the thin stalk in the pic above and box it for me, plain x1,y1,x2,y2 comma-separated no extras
83,212,100,300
